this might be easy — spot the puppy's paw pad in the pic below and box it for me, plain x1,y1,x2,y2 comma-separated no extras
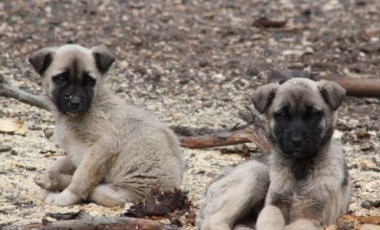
44,190,78,206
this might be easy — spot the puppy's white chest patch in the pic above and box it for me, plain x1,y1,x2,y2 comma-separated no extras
64,140,88,167
54,124,90,167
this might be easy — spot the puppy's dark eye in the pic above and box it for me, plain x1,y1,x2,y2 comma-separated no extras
304,109,323,121
274,110,290,120
83,74,96,87
53,73,68,85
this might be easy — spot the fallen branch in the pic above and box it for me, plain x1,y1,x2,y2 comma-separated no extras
0,74,49,110
270,70,380,97
3,210,179,230
179,128,271,152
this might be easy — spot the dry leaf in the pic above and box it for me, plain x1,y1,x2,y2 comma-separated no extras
0,118,26,135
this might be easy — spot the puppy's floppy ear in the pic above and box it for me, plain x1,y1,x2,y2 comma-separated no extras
317,80,346,110
251,83,279,114
91,47,115,74
28,47,56,75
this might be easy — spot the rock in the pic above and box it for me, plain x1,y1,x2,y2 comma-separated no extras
372,200,380,208
0,144,12,152
359,143,372,151
304,46,314,54
245,65,259,76
43,128,54,139
28,124,42,131
359,160,377,171
361,200,372,209
355,128,371,139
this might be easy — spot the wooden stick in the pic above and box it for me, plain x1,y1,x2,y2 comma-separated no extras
0,74,50,110
270,71,380,97
179,128,271,152
3,211,179,230
313,76,380,98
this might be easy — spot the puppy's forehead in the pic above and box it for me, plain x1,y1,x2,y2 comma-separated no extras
50,45,97,76
272,79,325,112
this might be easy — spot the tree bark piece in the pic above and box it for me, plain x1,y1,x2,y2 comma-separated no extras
3,211,179,230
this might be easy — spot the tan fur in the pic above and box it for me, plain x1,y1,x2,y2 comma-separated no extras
32,44,184,207
197,78,351,230
197,160,269,230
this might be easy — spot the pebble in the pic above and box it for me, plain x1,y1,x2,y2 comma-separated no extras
245,65,259,76
10,150,18,156
43,128,54,139
304,46,315,54
358,160,379,171
371,200,380,208
28,124,42,131
361,200,372,209
360,143,372,151
0,144,12,152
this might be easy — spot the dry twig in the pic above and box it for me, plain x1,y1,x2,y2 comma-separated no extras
0,74,49,110
3,210,178,230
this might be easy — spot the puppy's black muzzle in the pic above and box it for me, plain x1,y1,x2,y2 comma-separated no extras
59,92,90,114
277,122,320,158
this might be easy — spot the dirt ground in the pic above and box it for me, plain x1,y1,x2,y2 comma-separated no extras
0,0,379,229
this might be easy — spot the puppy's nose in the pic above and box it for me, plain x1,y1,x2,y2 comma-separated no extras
291,136,303,147
69,96,81,110
292,139,302,147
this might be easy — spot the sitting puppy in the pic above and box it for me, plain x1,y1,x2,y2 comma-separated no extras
30,44,183,207
197,78,351,230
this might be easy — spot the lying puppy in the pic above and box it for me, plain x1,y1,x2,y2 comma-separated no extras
197,78,351,230
30,44,184,207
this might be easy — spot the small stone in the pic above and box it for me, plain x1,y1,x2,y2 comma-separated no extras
304,46,314,54
198,59,210,68
353,184,361,189
43,128,54,139
359,161,369,171
0,144,12,152
10,150,18,156
355,128,370,139
149,71,161,82
28,124,42,131
371,200,380,208
359,160,376,171
360,143,372,151
245,65,259,76
361,200,372,209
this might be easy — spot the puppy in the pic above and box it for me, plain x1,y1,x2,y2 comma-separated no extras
30,44,184,207
197,78,351,230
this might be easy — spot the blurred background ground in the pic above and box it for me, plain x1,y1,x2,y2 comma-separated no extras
0,0,379,229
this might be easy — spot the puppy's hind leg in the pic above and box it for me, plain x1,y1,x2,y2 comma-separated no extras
197,160,269,230
88,184,142,207
256,205,285,230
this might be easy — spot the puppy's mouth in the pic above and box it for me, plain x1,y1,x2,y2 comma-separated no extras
280,148,317,158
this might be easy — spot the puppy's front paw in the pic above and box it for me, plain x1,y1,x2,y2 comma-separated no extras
44,189,78,206
35,172,58,190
